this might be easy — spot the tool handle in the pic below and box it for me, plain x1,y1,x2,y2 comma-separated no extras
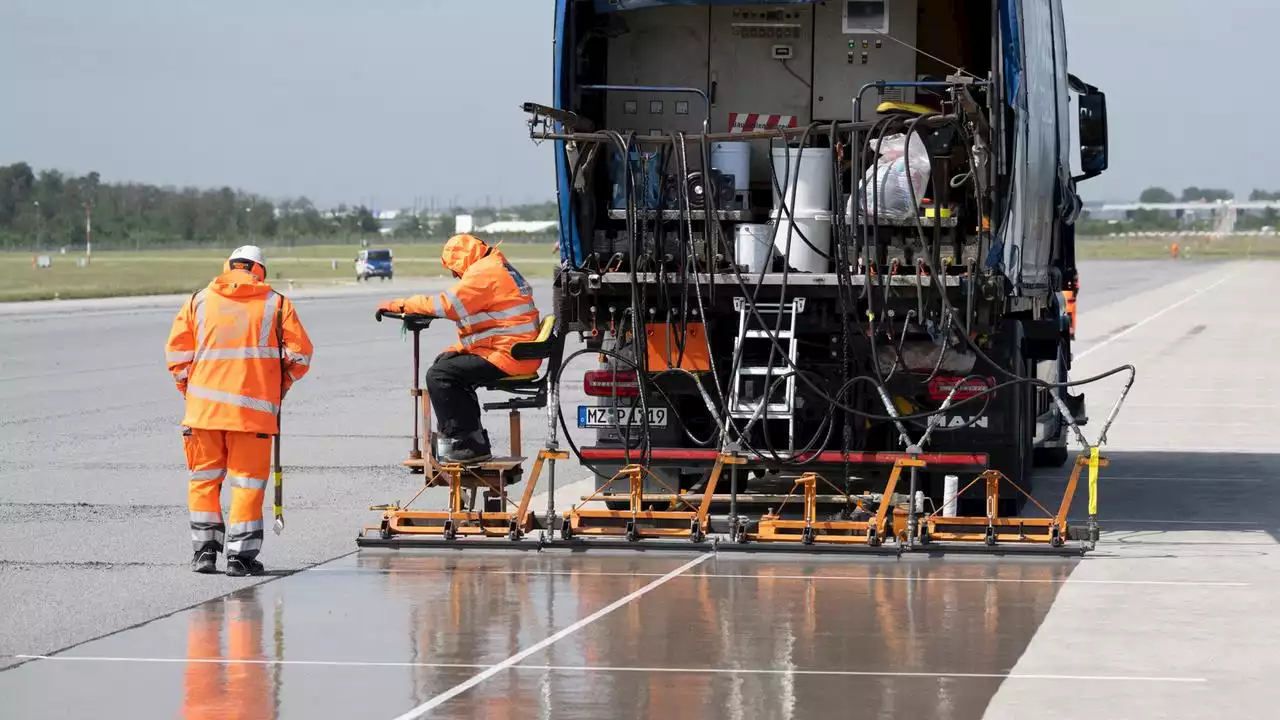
273,429,283,502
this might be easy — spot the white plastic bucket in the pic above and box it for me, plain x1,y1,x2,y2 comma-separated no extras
711,141,752,192
770,210,832,273
770,144,832,213
734,223,774,273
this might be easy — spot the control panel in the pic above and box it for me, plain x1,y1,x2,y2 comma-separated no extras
811,0,919,120
604,5,709,139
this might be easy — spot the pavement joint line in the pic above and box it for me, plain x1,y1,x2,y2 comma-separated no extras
0,446,160,481
316,568,1249,587
6,655,1209,683
1075,269,1240,360
391,552,714,719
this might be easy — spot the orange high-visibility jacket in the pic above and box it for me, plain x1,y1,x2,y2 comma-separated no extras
401,234,541,376
165,263,313,434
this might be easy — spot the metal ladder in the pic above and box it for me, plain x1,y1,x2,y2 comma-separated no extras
727,296,805,452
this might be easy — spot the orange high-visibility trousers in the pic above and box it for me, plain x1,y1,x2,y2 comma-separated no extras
183,595,271,720
184,428,271,559
183,602,225,720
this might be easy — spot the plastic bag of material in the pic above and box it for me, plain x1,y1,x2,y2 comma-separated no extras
851,132,931,222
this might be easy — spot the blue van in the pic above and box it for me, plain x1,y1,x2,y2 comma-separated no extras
355,248,393,282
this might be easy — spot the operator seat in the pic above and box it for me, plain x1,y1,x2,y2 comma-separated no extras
480,314,565,412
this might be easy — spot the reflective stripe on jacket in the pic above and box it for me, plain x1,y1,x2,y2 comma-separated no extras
403,234,541,376
165,266,314,433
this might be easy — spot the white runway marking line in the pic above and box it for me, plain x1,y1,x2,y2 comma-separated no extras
1084,518,1261,526
1075,270,1238,361
314,567,1248,588
10,655,1207,684
392,552,714,719
1083,476,1265,483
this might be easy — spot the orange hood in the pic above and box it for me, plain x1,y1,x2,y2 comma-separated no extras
441,234,491,277
208,266,272,299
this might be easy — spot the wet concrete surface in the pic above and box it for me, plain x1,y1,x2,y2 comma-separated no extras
0,277,595,669
0,551,1075,719
5,259,1280,718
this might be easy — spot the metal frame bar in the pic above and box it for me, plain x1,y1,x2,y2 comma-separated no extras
372,449,569,542
561,454,743,542
746,459,922,547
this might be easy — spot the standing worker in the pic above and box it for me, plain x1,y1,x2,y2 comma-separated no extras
165,246,313,576
376,233,541,464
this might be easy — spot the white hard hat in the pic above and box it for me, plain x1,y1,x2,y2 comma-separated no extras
228,245,265,268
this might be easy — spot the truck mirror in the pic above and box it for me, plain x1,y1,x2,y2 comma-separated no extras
1078,90,1108,179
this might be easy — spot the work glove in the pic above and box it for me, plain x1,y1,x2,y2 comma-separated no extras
376,299,406,320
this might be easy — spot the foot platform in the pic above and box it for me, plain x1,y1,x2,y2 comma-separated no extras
369,450,567,543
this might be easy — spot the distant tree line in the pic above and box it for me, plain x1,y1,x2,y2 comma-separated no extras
0,162,558,252
1075,185,1280,235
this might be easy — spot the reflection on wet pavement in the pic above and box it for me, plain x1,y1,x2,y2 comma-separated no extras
0,551,1076,719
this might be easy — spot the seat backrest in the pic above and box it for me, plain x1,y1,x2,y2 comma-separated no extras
509,315,559,362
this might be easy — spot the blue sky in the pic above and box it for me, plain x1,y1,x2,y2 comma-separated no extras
0,0,1271,208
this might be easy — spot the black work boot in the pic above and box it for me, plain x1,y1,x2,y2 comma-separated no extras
226,556,265,577
191,550,217,574
444,430,492,464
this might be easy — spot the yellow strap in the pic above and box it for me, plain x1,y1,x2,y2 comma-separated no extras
1087,446,1099,516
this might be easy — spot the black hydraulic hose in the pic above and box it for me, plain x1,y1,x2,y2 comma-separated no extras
701,108,1134,432
601,129,654,469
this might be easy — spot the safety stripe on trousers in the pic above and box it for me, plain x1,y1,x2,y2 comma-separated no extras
186,385,279,415
226,520,264,555
191,511,226,550
229,474,268,491
458,301,538,330
190,469,226,481
191,527,226,545
460,319,539,347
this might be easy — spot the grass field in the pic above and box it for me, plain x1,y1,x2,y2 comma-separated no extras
4,235,1276,302
1074,234,1280,260
0,242,560,302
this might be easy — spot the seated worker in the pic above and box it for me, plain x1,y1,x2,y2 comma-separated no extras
377,233,541,464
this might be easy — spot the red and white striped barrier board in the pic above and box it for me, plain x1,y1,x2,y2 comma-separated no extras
728,113,797,134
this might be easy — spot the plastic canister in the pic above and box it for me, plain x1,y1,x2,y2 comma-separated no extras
770,143,832,213
770,210,832,274
734,223,774,274
710,141,752,192
609,148,661,210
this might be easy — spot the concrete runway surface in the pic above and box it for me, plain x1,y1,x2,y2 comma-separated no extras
2,259,1278,718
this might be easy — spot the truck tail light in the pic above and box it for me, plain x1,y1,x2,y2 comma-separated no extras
927,375,994,401
584,370,639,397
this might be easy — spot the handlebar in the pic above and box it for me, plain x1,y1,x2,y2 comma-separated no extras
375,310,437,331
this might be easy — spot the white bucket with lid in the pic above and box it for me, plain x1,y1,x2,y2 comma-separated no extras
770,210,832,274
770,144,832,213
734,223,774,273
711,141,752,192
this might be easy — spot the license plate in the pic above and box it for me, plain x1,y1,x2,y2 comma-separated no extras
577,405,668,428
